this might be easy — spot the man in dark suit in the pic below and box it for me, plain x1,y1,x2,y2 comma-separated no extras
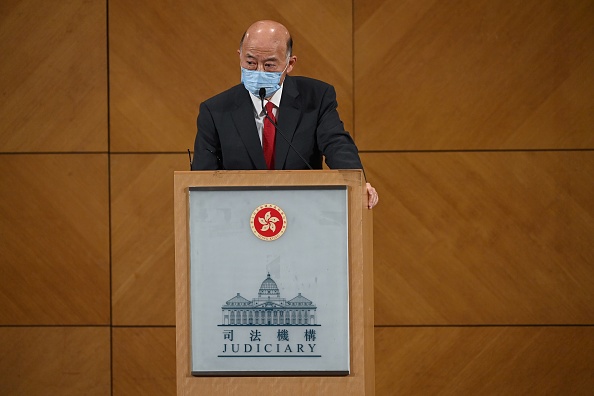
191,20,378,208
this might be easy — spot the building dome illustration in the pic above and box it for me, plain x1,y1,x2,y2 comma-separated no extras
258,273,280,297
221,273,318,326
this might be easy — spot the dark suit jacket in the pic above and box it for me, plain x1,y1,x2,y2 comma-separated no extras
191,75,363,171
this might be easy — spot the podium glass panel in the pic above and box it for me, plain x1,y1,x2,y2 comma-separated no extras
187,186,350,376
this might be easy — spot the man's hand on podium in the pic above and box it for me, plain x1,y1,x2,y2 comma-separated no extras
366,183,379,209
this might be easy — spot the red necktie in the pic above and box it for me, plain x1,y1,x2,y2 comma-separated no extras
263,102,276,170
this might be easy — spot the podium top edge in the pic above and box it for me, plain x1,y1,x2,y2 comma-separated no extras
173,169,363,175
173,170,365,187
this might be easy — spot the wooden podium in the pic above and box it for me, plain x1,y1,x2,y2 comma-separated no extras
174,170,374,395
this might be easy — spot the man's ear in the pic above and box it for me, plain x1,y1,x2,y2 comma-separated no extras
286,55,297,74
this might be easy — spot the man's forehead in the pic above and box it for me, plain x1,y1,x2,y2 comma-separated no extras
243,38,283,50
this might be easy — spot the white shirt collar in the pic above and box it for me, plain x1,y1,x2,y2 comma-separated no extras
249,83,284,116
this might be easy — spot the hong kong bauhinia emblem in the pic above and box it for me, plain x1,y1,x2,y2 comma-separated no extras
250,204,287,241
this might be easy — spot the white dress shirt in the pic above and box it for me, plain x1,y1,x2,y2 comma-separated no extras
248,84,284,145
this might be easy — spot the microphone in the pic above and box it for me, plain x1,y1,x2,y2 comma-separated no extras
205,148,224,169
188,147,224,170
259,88,313,170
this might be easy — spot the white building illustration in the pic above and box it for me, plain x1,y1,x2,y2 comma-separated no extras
221,273,318,326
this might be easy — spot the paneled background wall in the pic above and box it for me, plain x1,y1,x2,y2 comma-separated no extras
1,0,592,394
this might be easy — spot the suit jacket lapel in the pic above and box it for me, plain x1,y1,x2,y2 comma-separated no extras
231,88,267,170
275,76,300,170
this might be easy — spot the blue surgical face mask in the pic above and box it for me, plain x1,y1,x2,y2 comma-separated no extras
241,61,289,98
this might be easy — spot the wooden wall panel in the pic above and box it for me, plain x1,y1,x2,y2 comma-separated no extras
109,0,353,152
375,326,594,395
0,154,110,325
360,151,594,325
1,1,591,394
354,0,594,151
111,154,188,325
0,0,107,153
0,326,111,396
112,327,176,395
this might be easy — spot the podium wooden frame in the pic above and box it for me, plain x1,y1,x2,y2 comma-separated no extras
174,170,374,395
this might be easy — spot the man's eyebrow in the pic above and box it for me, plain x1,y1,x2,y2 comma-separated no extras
245,53,278,62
